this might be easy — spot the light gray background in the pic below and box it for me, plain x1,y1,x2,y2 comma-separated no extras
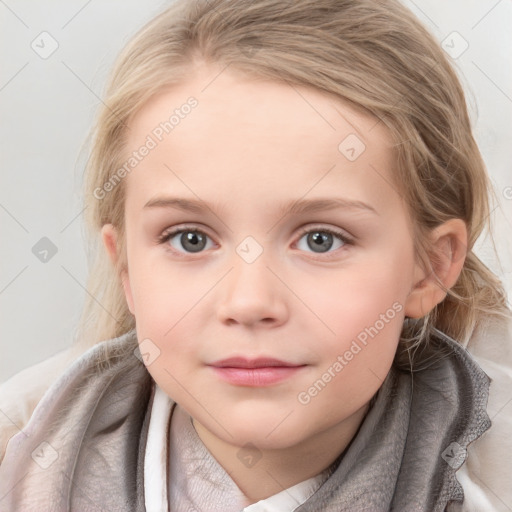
1,0,511,383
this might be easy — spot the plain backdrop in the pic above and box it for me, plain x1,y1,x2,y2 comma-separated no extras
1,0,511,383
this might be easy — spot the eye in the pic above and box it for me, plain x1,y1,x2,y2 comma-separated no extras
157,224,353,257
295,226,353,256
157,226,215,254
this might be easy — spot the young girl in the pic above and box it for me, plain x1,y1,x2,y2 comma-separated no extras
1,0,511,510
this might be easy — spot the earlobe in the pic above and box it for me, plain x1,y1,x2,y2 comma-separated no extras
404,219,467,319
101,224,136,315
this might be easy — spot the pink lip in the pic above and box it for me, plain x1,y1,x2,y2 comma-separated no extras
208,357,306,387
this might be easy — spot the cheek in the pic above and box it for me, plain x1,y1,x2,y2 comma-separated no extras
126,256,211,391
295,307,403,436
293,254,410,400
126,251,206,334
300,255,411,343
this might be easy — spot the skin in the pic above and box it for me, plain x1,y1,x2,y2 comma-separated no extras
102,62,467,504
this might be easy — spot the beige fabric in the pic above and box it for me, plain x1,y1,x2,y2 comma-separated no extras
446,314,512,512
1,315,511,510
0,346,79,464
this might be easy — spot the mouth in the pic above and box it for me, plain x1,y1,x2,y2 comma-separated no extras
208,357,307,387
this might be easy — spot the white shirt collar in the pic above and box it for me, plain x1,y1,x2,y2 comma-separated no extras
145,384,332,512
144,383,172,512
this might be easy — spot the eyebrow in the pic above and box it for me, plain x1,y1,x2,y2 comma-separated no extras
144,196,378,216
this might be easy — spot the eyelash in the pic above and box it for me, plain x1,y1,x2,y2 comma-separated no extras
156,224,354,259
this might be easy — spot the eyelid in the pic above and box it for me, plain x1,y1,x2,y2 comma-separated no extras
157,223,213,241
156,224,216,255
294,224,354,244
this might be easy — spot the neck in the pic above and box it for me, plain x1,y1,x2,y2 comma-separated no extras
192,403,369,505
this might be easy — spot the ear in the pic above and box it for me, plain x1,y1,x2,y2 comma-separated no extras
404,218,467,319
101,224,135,315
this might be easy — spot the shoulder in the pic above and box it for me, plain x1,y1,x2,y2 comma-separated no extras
0,330,143,467
452,313,512,511
0,330,152,510
0,330,144,465
0,346,80,464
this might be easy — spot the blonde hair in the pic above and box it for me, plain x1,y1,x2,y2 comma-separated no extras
76,0,510,356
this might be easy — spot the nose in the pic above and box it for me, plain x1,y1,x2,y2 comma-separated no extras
216,254,289,329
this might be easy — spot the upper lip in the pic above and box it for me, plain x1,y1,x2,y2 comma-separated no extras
209,357,304,368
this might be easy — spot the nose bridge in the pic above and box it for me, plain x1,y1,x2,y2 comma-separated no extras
231,248,271,293
216,240,287,326
228,242,275,302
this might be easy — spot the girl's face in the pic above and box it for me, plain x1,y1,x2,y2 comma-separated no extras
115,63,426,450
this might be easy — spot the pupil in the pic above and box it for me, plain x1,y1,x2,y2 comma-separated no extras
309,232,332,253
182,231,205,252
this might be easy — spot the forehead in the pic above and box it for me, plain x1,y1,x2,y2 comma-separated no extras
122,65,401,218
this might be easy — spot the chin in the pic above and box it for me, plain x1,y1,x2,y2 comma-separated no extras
206,411,311,451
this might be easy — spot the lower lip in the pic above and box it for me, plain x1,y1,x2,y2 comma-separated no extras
211,366,304,386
